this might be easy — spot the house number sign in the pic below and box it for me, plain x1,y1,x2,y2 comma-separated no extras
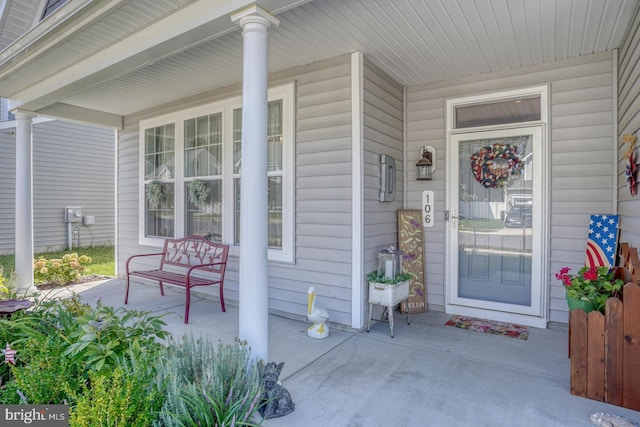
422,190,434,228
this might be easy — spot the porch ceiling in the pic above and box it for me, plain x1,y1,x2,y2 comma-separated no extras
0,0,638,126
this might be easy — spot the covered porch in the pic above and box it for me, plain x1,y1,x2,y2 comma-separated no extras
50,278,639,426
1,0,640,364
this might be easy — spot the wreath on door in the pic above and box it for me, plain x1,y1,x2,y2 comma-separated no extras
470,143,523,188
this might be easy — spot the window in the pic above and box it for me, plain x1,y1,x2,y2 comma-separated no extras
453,95,541,129
41,0,68,19
139,83,294,262
144,124,175,238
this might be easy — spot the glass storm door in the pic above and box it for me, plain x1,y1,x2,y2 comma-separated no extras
448,127,543,319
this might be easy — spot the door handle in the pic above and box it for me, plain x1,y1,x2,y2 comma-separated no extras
446,210,459,229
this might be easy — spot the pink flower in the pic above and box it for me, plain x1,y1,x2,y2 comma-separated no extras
583,268,597,281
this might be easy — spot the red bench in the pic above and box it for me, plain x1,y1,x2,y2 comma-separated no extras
125,235,229,323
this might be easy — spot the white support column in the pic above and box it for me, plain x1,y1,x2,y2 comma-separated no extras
231,6,279,362
14,110,35,292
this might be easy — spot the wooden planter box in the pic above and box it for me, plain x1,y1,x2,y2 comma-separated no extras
569,282,640,410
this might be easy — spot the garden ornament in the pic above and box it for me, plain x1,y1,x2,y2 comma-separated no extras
307,286,329,339
259,362,295,419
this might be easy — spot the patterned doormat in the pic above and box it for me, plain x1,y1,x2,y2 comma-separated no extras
445,315,529,340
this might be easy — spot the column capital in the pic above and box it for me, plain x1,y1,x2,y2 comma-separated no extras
231,5,279,29
12,109,36,120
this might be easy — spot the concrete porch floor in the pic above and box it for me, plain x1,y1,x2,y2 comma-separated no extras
40,278,640,427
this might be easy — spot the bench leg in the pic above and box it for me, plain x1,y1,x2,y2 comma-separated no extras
184,287,191,324
124,275,130,304
219,284,226,312
159,281,165,296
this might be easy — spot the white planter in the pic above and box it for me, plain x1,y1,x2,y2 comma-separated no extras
368,281,409,307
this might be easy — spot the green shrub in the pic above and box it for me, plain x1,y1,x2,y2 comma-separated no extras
155,336,264,427
71,354,164,427
62,300,169,374
0,294,169,405
33,253,92,286
0,334,81,404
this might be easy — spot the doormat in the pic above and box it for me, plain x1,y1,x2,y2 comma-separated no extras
445,315,529,340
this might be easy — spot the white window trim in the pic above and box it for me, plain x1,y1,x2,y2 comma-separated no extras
138,82,295,263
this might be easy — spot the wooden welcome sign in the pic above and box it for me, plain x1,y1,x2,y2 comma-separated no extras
397,210,426,313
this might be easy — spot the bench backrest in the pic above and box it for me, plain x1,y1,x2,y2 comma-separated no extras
161,235,229,274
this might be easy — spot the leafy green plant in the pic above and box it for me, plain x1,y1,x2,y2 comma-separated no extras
367,270,411,285
33,253,92,286
71,353,165,427
556,265,624,313
0,334,82,404
0,294,170,405
62,300,169,374
156,335,264,427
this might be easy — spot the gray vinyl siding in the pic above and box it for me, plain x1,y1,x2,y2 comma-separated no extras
406,52,617,324
617,5,640,246
0,120,115,254
362,59,404,297
118,56,355,326
0,129,16,254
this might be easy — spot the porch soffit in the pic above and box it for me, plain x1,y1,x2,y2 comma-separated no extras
0,0,638,126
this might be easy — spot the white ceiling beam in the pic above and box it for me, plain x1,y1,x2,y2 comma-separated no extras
34,102,123,129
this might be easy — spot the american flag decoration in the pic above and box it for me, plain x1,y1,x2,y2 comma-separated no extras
2,342,16,365
585,214,620,268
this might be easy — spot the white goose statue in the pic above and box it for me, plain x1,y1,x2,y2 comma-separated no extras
307,286,329,339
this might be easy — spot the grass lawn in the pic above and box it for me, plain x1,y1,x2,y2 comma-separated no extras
0,245,115,280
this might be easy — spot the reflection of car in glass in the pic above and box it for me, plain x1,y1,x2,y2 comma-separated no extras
504,205,532,228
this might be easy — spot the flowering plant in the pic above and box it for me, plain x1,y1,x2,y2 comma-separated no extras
33,253,92,286
555,266,624,313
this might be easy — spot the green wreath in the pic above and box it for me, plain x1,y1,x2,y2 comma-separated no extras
470,143,523,188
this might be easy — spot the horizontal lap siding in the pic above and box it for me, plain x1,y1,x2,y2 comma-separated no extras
0,121,115,253
0,132,16,254
118,56,354,326
617,6,640,246
406,53,616,322
288,57,353,326
362,59,404,285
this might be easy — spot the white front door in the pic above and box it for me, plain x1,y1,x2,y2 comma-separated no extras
446,126,545,327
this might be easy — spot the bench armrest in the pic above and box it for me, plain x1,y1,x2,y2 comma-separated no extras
126,252,166,271
187,262,227,274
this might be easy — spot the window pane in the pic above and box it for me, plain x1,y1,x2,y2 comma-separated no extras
185,180,222,241
268,100,283,172
41,0,67,19
144,124,175,180
233,108,242,174
232,177,283,249
268,176,282,248
454,96,541,129
184,113,222,177
234,178,241,245
145,183,174,238
234,102,282,173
